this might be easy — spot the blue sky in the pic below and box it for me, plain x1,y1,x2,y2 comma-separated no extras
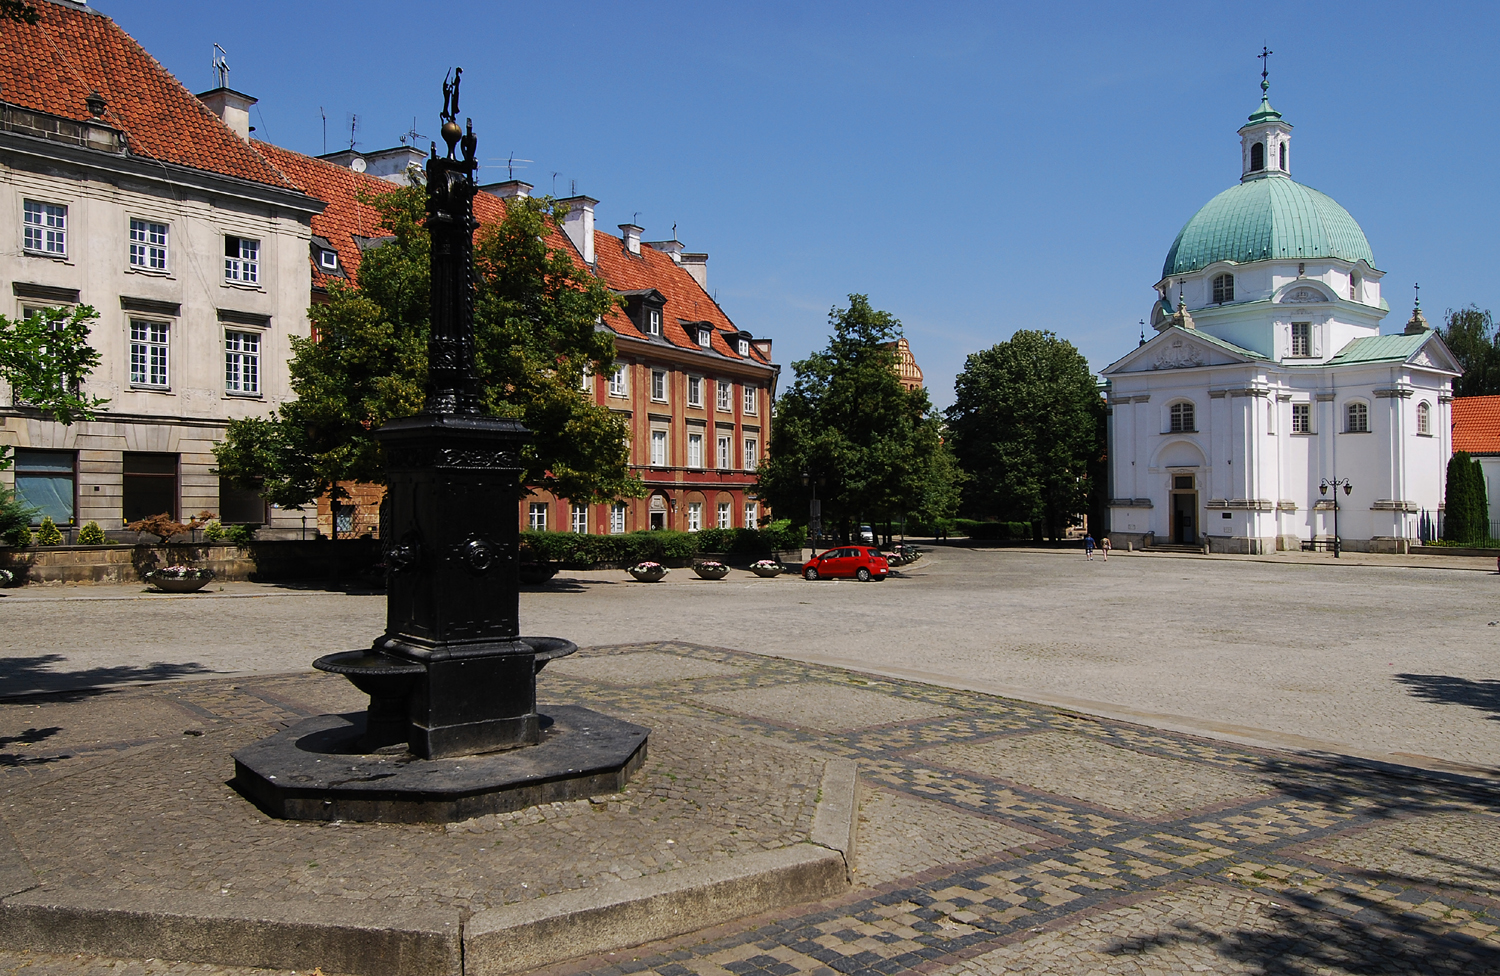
102,1,1500,410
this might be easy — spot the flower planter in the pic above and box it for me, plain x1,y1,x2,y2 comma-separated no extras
518,564,558,585
693,562,730,580
147,572,213,593
628,564,668,582
749,562,784,578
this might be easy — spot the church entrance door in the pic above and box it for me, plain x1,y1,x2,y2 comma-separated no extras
1171,475,1197,545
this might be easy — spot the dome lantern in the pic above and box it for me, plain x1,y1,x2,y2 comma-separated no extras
1239,48,1291,181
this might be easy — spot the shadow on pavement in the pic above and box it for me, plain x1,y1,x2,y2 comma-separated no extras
0,724,66,767
0,654,216,700
1393,673,1500,722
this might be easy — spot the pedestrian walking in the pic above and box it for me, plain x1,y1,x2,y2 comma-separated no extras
1101,537,1111,561
1084,534,1095,560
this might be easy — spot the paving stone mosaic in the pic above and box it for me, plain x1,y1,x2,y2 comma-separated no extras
549,652,746,686
690,683,954,733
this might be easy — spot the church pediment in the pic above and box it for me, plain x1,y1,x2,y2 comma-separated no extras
1103,327,1263,375
1409,335,1462,374
1279,285,1329,303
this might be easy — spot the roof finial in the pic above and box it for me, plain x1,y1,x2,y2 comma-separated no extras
1139,319,1146,347
1414,281,1421,309
1258,45,1273,99
1405,282,1431,335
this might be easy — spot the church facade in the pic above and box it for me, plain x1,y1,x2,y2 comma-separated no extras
1102,89,1459,554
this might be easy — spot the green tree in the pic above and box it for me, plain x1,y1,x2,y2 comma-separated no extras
0,2,38,26
1442,450,1491,545
214,185,638,508
0,304,109,470
945,330,1105,541
755,295,957,542
1438,306,1500,397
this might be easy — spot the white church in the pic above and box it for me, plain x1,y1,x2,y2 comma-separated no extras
1103,81,1459,554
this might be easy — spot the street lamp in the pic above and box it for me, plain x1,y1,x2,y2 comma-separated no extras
801,469,824,553
1319,477,1353,557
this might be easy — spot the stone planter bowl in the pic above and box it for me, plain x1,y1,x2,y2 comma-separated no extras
518,564,558,585
693,563,730,580
750,563,784,578
628,565,667,583
147,572,213,593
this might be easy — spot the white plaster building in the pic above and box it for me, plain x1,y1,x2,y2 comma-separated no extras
1102,89,1459,553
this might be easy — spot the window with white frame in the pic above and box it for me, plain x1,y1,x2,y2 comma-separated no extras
717,433,731,469
610,502,627,534
129,219,168,270
742,384,757,414
1416,401,1431,435
717,501,731,528
1346,401,1369,433
716,380,732,412
743,437,758,470
224,236,259,283
650,429,667,466
570,503,588,534
688,432,703,468
1349,273,1361,302
651,369,667,401
647,308,661,336
14,306,70,403
580,367,591,392
1169,401,1194,433
23,200,66,256
224,330,260,394
687,375,703,407
129,319,169,388
1292,402,1311,433
317,247,339,271
687,501,702,531
528,502,548,531
737,338,750,357
697,328,712,348
608,365,628,397
744,501,758,529
1291,322,1311,357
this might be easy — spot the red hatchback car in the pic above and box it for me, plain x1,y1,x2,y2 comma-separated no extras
802,546,890,582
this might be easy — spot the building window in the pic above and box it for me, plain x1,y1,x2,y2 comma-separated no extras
219,482,265,524
716,381,732,412
580,367,591,392
744,501,758,529
528,502,548,531
608,365,628,397
1292,403,1311,433
687,501,702,532
650,429,667,467
1279,142,1286,170
651,369,667,401
1416,401,1431,435
738,338,750,357
13,449,75,525
743,437,758,470
1250,142,1264,171
1169,401,1194,433
1211,273,1234,304
717,501,731,528
123,452,177,522
129,319,170,388
698,328,712,348
318,247,339,271
224,330,260,395
224,235,259,283
570,504,588,534
647,308,661,336
1291,322,1310,357
129,219,169,270
23,200,66,255
717,433,731,469
687,375,703,407
688,432,704,468
742,385,757,414
610,502,627,534
1349,273,1361,302
1346,401,1369,433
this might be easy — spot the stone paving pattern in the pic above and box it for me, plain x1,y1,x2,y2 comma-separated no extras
3,641,1500,974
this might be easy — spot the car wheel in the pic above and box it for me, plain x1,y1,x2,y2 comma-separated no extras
855,567,871,582
803,566,819,580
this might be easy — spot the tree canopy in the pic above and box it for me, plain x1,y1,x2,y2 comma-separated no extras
755,295,959,541
1442,450,1491,545
0,304,108,470
944,330,1105,540
214,185,639,507
1438,306,1500,397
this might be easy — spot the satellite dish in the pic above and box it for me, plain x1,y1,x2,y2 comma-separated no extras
350,157,367,173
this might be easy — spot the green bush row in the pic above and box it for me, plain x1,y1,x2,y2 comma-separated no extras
520,520,806,566
955,519,1032,540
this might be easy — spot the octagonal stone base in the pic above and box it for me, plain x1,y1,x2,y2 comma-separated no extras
231,704,648,824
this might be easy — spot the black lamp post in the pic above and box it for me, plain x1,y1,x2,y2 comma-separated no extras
802,469,823,554
1319,477,1353,557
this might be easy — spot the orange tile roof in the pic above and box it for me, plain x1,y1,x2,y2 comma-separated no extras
1452,396,1500,455
0,2,297,189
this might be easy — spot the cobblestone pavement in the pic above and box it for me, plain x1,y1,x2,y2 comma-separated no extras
4,641,1498,975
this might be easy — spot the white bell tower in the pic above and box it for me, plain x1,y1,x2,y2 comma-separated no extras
1238,46,1292,181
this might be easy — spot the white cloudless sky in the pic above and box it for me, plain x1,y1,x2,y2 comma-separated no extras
100,0,1500,409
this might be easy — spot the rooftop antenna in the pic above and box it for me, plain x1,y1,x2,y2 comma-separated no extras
319,106,327,154
672,222,678,242
212,43,230,89
348,113,358,151
570,178,576,195
1258,44,1273,99
632,211,641,225
552,171,559,195
399,116,424,147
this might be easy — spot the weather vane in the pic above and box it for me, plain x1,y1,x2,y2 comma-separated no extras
1258,45,1273,98
440,67,462,124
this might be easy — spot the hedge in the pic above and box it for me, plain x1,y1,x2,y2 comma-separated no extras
519,520,806,567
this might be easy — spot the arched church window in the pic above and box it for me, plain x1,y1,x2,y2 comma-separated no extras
1349,272,1361,302
1170,401,1195,433
1416,401,1431,435
1250,142,1264,171
1279,142,1286,170
1212,273,1234,304
1346,401,1369,433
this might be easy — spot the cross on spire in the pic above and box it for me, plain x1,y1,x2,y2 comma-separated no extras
1258,45,1273,98
1414,282,1421,309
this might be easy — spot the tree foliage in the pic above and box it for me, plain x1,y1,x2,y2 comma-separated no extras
0,304,109,470
945,330,1105,540
214,185,638,507
1442,450,1491,545
1438,306,1500,398
0,2,38,26
755,295,959,541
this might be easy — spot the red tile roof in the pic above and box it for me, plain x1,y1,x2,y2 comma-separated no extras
1452,396,1500,455
0,1,297,189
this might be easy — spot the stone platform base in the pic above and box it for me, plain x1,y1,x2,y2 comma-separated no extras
232,705,649,823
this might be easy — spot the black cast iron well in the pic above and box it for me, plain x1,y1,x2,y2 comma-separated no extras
232,70,648,823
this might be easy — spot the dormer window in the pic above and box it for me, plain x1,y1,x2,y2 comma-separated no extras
737,338,750,357
698,328,712,349
648,309,661,336
318,248,338,271
1349,272,1361,302
1212,273,1234,304
1250,142,1264,171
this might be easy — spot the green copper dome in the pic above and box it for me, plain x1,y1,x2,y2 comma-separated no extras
1162,175,1376,280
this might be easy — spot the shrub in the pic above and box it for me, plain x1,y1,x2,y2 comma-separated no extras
1442,452,1490,546
35,516,64,546
77,521,107,545
202,520,226,543
126,512,213,544
0,486,38,546
226,523,257,547
7,523,32,547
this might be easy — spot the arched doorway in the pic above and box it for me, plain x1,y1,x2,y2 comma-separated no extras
649,492,669,531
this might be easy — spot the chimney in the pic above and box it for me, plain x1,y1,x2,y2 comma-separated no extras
197,87,257,142
557,195,597,265
752,338,773,360
680,252,708,290
646,239,683,263
479,179,532,200
317,145,427,184
619,224,643,256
